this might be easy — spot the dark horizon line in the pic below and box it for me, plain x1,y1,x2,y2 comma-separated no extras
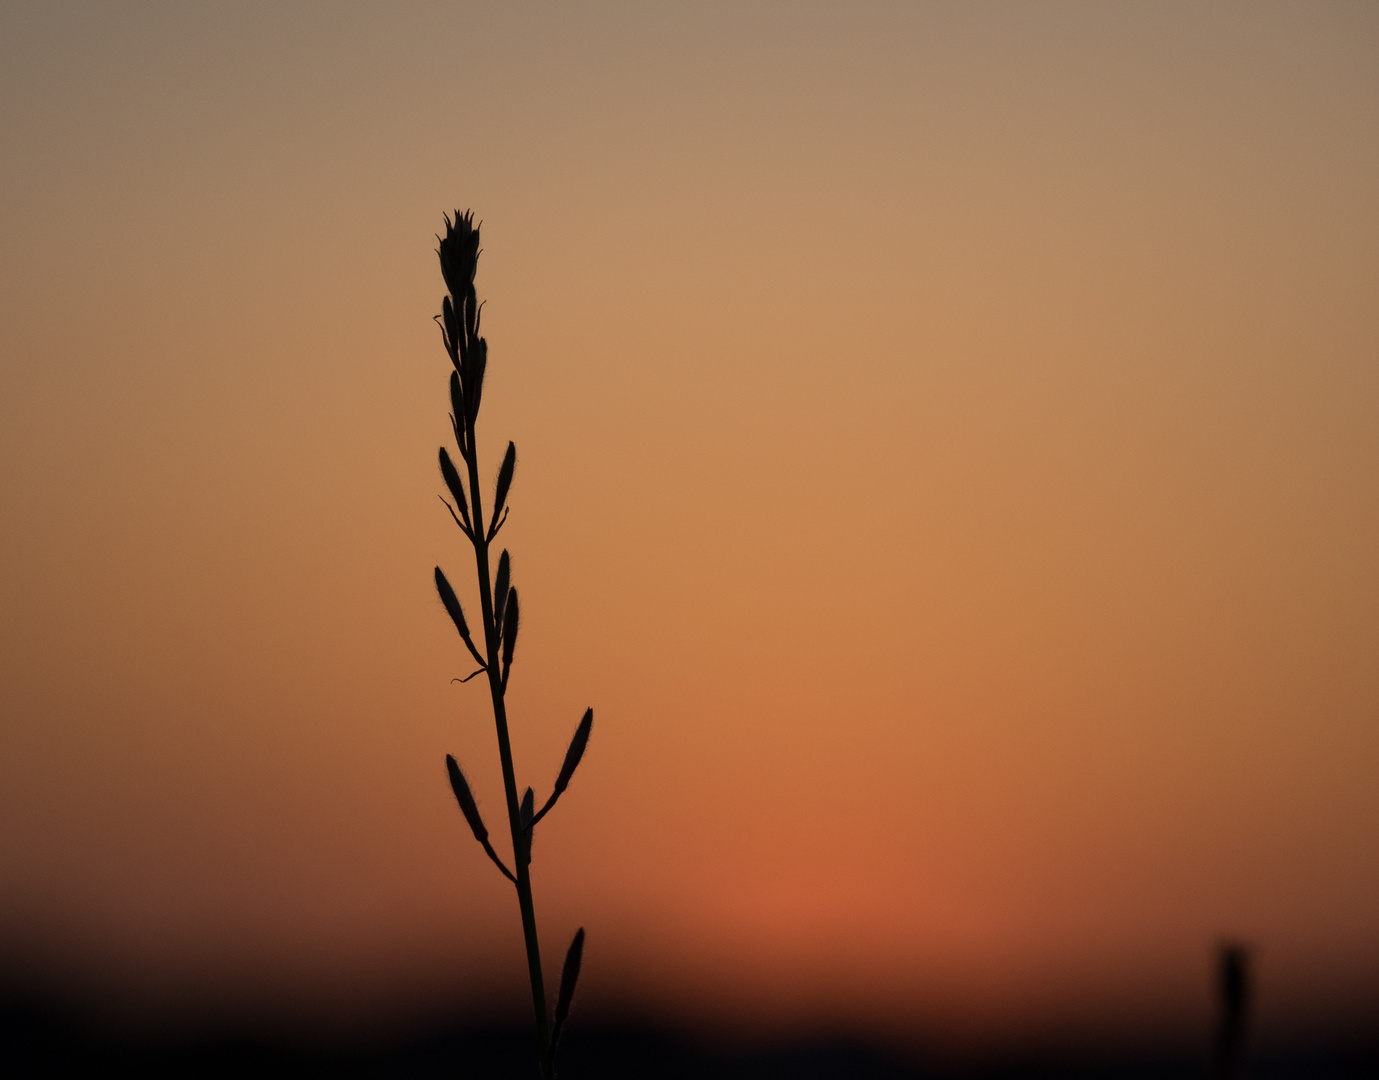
4,988,1378,1080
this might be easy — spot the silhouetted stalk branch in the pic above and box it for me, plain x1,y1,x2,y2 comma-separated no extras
461,408,552,1068
432,211,591,1079
530,709,593,828
445,754,517,885
439,495,475,541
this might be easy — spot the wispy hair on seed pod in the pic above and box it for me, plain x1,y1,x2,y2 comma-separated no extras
555,709,593,795
434,567,470,640
445,754,487,843
439,448,470,522
492,442,517,523
549,928,585,1059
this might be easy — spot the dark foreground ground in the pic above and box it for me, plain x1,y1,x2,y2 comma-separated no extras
3,999,1376,1079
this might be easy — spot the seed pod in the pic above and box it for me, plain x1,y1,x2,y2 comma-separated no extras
448,369,464,420
434,567,470,640
519,786,535,866
554,709,594,796
448,371,467,451
440,295,461,367
463,287,479,343
492,442,517,525
501,588,519,688
438,447,470,524
437,567,486,669
446,755,517,885
549,928,585,1058
437,211,480,300
445,754,488,843
493,551,510,638
466,338,487,423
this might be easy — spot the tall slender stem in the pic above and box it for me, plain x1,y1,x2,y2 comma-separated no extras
463,422,552,1075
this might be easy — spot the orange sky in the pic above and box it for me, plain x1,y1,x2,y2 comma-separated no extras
2,0,1378,1055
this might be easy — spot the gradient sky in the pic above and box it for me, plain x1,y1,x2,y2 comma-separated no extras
2,0,1378,1056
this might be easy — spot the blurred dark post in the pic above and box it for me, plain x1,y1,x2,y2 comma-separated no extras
1214,942,1251,1080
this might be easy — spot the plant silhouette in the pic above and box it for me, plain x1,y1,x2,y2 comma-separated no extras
432,210,590,1079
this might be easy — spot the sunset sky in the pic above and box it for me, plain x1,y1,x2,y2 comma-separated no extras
2,0,1377,1058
